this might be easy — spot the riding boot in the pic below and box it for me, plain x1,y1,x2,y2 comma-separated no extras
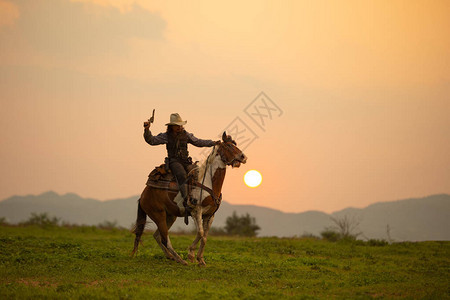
179,183,190,225
183,197,191,225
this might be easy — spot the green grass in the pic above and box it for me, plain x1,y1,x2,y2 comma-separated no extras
1,225,449,299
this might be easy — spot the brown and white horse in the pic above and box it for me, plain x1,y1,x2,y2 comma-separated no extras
132,132,247,265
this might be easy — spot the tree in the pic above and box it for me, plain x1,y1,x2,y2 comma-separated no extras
224,211,260,237
321,214,362,241
330,215,362,239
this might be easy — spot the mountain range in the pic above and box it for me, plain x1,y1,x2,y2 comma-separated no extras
0,192,449,241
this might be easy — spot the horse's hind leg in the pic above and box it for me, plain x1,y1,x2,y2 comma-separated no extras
152,213,188,265
153,229,175,260
153,215,177,257
152,212,175,260
131,199,147,256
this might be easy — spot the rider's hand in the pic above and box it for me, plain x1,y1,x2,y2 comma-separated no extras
214,140,221,145
143,121,150,128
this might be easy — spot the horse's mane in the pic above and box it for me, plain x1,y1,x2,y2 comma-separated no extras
196,146,219,181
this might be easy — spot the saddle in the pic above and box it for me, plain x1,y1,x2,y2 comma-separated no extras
146,162,221,204
146,163,199,193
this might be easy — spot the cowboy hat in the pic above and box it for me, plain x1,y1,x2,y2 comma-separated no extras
165,113,187,126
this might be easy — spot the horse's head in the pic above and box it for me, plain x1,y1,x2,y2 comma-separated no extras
217,132,247,168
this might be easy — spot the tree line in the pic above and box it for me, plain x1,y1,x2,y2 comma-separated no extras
1,211,389,244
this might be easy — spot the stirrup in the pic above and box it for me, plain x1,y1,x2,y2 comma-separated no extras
183,197,198,225
184,206,190,225
183,197,190,225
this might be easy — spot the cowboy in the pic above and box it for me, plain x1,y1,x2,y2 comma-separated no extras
143,113,219,223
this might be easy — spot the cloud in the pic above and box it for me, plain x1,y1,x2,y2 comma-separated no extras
13,0,166,57
0,0,19,28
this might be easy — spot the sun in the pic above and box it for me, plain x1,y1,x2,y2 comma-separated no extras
244,170,262,188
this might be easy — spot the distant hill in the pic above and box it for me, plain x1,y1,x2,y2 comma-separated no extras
0,192,449,241
0,191,138,229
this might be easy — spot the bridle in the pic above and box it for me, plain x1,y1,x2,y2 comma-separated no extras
196,142,243,211
218,141,243,166
197,145,221,209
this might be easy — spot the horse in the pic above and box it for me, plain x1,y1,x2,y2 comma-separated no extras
131,132,247,265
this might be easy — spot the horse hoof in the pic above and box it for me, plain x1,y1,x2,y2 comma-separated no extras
188,254,195,263
198,259,206,266
165,255,176,261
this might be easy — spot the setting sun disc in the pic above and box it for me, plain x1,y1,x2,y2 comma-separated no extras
244,170,262,188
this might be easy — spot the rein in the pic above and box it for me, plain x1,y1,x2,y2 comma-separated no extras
194,182,222,205
199,145,215,204
196,145,223,215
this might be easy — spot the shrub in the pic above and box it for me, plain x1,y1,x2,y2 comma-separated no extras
209,226,227,236
20,212,60,228
300,232,320,239
366,239,389,246
320,229,341,242
97,220,121,230
0,217,8,226
224,211,260,237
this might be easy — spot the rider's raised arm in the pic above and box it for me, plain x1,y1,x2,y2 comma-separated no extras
186,131,215,147
144,128,168,145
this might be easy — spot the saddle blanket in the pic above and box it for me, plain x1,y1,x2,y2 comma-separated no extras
146,164,179,191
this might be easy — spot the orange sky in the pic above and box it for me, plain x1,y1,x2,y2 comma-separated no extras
0,0,449,213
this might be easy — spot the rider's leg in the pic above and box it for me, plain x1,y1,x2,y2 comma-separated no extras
170,161,188,199
169,161,190,224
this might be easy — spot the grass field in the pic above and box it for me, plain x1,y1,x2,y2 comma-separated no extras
0,225,449,299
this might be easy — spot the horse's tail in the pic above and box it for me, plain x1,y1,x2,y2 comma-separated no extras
131,199,147,256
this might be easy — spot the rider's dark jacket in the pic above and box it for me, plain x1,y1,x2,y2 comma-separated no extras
144,128,215,163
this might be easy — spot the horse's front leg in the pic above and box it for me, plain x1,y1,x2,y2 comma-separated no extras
196,215,214,266
188,207,204,263
188,232,201,263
